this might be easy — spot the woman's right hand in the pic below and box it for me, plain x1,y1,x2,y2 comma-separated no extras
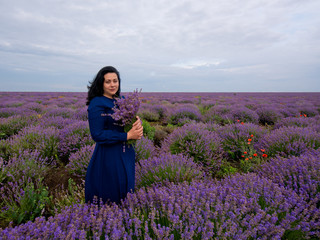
127,116,143,140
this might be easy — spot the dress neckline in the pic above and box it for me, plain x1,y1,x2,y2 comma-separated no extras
102,95,115,101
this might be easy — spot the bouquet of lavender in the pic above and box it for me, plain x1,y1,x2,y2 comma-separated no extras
110,89,141,144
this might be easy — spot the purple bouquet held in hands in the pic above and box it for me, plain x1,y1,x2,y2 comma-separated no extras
110,89,141,144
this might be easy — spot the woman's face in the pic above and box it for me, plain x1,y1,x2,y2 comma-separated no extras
103,73,119,98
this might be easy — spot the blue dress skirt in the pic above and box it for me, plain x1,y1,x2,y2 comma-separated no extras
85,96,135,204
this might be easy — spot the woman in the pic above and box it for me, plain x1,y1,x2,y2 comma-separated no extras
85,66,143,204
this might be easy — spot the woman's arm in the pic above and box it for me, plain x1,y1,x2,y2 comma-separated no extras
88,108,127,145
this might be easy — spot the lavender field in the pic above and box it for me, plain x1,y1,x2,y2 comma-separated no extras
0,91,320,239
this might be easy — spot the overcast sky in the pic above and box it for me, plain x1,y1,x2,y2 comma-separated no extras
0,0,319,92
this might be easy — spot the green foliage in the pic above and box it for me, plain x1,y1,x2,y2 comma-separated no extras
198,104,213,115
51,178,85,214
282,229,306,240
136,155,204,189
4,152,50,183
219,127,267,162
169,110,201,126
211,114,232,125
0,115,36,139
142,119,155,140
0,128,59,162
169,131,219,165
261,127,320,158
215,160,238,178
138,165,181,188
0,158,7,185
0,140,11,162
0,178,52,226
239,143,266,173
135,136,155,162
67,145,94,178
139,110,160,122
169,132,204,161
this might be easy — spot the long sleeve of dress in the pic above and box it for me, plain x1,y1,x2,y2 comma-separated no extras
88,101,127,145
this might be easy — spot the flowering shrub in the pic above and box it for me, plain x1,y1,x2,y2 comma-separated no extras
152,104,168,122
2,150,51,183
217,123,267,162
153,125,176,147
24,102,44,113
141,119,155,140
0,108,24,118
1,92,320,237
162,123,224,172
274,116,320,130
255,150,320,202
203,104,232,125
239,137,268,173
257,126,320,158
219,174,320,239
168,104,202,126
138,104,161,122
51,178,85,214
297,105,319,117
229,105,259,124
134,136,156,162
135,153,204,188
2,174,319,239
0,156,5,184
44,107,75,118
67,145,95,178
0,125,60,162
256,105,283,125
0,115,36,139
37,116,75,129
58,121,94,163
0,177,51,226
73,107,88,121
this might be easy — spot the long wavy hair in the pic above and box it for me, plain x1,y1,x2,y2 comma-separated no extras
86,66,121,106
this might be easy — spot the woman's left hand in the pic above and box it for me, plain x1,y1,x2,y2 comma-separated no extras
127,116,143,140
132,116,142,129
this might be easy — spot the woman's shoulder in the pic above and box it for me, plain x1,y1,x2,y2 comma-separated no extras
88,96,115,109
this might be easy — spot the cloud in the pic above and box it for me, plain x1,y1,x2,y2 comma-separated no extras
171,60,223,69
216,64,268,74
0,0,320,91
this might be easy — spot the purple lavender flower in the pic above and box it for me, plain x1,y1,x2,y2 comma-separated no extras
138,103,161,122
135,136,156,162
0,115,36,139
228,105,259,124
167,104,202,126
255,149,320,202
216,122,267,161
135,153,204,188
0,125,60,162
274,116,320,131
203,104,233,125
161,123,224,173
1,174,319,239
57,120,94,163
66,144,95,178
111,89,141,127
256,105,283,125
257,126,320,158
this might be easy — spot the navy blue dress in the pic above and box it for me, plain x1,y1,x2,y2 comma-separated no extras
85,96,135,204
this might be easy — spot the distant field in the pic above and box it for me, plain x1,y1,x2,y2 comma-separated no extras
1,91,320,239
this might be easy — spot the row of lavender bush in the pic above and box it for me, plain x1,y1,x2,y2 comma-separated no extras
0,92,320,239
2,151,320,239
